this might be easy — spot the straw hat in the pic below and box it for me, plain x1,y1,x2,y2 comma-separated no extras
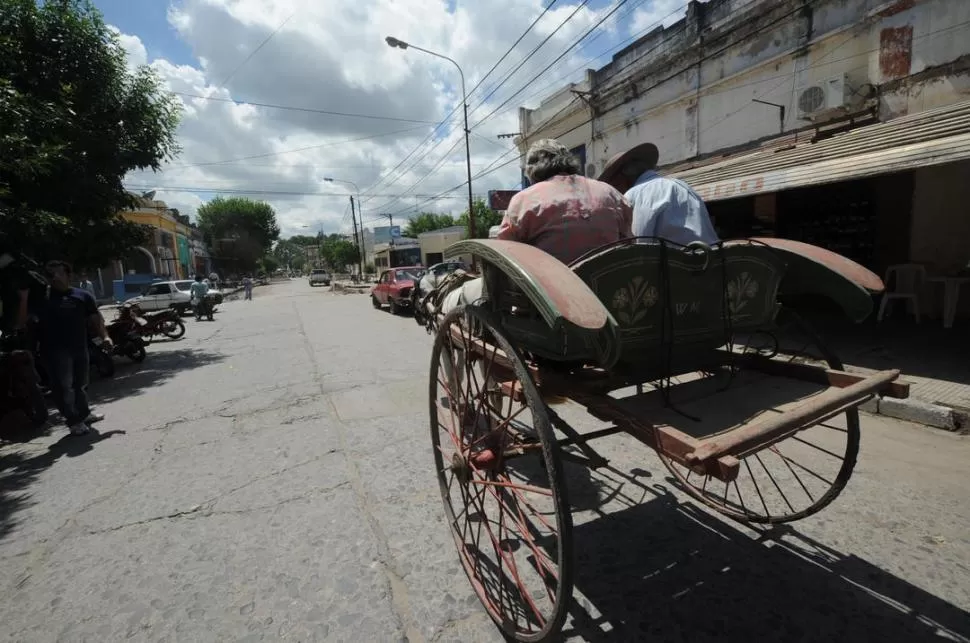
596,142,660,192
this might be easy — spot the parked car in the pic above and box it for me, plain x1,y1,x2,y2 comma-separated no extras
125,280,223,313
308,269,332,287
371,266,424,315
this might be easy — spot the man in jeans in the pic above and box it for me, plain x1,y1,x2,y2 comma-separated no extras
30,261,111,435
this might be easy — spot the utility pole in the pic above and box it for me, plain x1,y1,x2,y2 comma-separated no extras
349,196,364,280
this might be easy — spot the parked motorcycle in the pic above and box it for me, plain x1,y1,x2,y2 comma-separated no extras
105,318,147,363
118,303,185,343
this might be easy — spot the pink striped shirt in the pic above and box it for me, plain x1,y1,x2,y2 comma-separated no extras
496,175,633,265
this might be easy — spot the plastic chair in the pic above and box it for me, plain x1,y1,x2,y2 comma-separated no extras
877,264,926,323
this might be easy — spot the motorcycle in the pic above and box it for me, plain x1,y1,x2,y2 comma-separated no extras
118,303,185,343
0,330,49,432
194,294,215,321
105,318,147,363
89,337,115,378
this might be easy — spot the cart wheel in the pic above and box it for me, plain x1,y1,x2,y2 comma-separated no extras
656,307,861,524
430,304,572,642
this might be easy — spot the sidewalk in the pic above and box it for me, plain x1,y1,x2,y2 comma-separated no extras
809,313,969,431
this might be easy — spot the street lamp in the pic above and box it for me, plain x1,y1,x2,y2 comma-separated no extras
385,35,476,242
323,177,365,278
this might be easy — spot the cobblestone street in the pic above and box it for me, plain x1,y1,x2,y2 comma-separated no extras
1,280,968,642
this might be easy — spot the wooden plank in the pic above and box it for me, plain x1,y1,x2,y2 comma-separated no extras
736,354,910,399
687,368,900,464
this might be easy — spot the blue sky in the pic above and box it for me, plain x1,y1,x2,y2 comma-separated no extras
94,0,196,66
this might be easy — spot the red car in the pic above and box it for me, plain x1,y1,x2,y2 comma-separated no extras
371,266,425,315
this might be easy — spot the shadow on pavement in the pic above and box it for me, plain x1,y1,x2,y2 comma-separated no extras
561,465,970,642
87,348,224,404
0,429,126,543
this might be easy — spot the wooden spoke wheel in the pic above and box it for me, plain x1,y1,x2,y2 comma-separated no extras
657,308,861,524
429,305,572,642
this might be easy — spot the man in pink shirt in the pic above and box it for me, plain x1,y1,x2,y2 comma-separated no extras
440,139,633,314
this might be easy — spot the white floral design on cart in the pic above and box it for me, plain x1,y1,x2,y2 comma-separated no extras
611,276,659,325
727,271,760,316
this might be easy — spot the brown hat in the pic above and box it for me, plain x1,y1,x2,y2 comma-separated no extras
597,142,659,192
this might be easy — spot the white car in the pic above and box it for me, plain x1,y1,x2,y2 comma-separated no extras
126,280,223,313
308,269,332,287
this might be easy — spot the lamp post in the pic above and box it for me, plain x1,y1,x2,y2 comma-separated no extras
385,36,475,241
323,177,365,278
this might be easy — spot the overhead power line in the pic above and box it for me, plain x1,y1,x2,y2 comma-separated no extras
172,92,440,124
164,125,428,169
220,12,296,87
361,0,564,202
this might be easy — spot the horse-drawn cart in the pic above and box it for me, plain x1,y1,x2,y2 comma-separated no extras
426,236,907,642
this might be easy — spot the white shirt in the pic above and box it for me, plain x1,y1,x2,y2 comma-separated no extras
625,170,719,246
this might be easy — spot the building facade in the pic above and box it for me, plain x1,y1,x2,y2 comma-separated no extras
518,0,970,321
417,225,473,266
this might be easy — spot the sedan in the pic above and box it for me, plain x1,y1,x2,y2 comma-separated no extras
371,266,424,315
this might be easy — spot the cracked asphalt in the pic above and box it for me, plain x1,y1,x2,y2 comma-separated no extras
1,279,968,642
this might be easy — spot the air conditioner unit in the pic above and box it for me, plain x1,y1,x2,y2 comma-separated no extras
796,74,852,121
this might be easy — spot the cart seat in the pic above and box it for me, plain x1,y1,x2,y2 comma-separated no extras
457,239,787,375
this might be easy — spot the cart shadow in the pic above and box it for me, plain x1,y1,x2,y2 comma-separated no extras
560,468,970,642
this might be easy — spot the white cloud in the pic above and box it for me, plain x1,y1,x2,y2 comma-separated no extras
116,0,628,238
109,26,148,70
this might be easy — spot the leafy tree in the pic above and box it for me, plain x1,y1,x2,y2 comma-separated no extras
403,212,456,237
197,197,281,273
259,255,279,274
320,237,359,270
272,238,306,271
287,234,319,246
457,199,503,238
0,0,182,269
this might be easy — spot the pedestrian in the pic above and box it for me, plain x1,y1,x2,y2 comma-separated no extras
189,274,210,320
29,260,111,435
79,274,97,300
243,275,253,301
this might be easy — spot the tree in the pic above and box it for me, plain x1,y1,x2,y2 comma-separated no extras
197,197,281,273
403,212,456,237
320,237,359,271
287,234,319,247
259,255,279,274
457,199,504,239
0,0,182,269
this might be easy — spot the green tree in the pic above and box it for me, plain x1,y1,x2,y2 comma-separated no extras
457,199,503,238
259,255,279,274
403,212,455,237
320,237,359,270
0,0,182,269
287,234,319,246
197,197,281,273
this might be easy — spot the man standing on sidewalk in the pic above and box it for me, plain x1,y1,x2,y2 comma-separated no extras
243,275,253,301
30,261,111,435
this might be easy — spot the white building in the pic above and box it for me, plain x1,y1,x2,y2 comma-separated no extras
519,0,970,321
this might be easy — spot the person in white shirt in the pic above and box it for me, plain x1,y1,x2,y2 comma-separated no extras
599,143,719,246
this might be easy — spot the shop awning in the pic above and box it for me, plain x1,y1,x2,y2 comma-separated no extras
669,99,970,202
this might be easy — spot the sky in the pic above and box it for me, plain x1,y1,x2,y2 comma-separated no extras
95,0,692,237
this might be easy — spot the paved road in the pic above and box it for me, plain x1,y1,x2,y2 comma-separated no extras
1,280,968,642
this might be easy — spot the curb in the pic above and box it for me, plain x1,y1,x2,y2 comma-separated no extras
861,395,966,433
330,281,370,294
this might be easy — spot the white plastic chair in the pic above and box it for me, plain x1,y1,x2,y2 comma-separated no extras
877,264,926,323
